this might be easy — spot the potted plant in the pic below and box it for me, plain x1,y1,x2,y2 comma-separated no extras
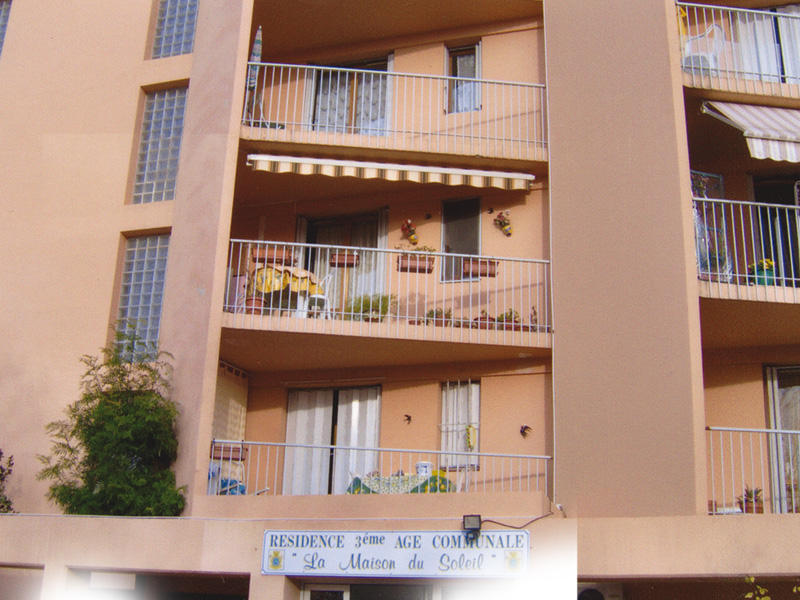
737,486,764,514
329,249,360,268
462,257,498,278
747,258,775,285
472,309,496,329
425,307,452,326
344,293,396,322
397,245,437,273
495,308,521,330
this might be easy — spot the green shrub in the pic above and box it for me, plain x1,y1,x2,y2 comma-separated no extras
37,331,185,516
0,449,14,513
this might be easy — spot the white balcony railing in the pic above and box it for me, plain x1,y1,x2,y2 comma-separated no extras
208,439,551,497
707,426,800,515
693,197,800,302
224,240,551,346
678,2,800,98
242,62,548,161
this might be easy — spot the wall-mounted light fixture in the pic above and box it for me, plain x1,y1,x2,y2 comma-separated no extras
462,514,482,542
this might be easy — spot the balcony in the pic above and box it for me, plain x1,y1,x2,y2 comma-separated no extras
208,439,551,498
693,197,800,303
223,240,551,348
707,426,800,515
678,2,800,99
241,63,547,162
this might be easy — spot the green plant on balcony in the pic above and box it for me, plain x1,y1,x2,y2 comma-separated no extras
496,308,521,323
425,307,452,325
345,294,397,322
737,486,764,514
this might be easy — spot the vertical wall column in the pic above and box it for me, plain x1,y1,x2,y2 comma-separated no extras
158,0,254,511
546,0,706,517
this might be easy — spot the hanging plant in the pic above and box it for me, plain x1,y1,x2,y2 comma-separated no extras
493,210,512,236
401,218,418,245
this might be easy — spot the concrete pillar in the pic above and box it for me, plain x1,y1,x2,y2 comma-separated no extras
545,0,706,517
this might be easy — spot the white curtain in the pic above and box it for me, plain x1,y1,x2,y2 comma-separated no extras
736,11,781,82
769,368,800,512
441,381,480,468
354,70,388,134
331,386,381,494
314,69,350,132
283,389,334,495
777,6,800,83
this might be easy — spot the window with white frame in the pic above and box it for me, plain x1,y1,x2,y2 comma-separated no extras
151,0,198,59
132,87,187,204
0,0,12,57
440,380,480,469
117,234,170,357
447,43,481,113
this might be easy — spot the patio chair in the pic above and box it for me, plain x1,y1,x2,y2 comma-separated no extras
307,271,335,319
682,24,724,74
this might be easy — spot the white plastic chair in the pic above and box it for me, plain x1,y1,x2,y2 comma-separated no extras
683,24,724,74
307,271,334,319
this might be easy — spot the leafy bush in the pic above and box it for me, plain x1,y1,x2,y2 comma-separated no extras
37,332,185,516
0,449,14,513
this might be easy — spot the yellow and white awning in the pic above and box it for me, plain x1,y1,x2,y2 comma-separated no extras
246,154,535,190
702,101,800,162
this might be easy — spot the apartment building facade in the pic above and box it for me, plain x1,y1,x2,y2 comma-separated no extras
1,0,800,598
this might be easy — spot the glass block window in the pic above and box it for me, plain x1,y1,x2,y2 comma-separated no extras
117,234,170,357
133,87,187,204
152,0,198,59
0,1,12,57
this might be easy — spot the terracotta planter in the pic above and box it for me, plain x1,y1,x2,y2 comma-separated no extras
397,254,435,273
738,499,764,514
210,444,248,461
244,297,265,314
253,246,294,265
462,258,497,278
330,250,359,268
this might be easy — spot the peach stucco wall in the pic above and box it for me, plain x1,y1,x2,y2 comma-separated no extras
0,0,185,513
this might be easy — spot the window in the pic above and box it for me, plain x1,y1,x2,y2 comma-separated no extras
283,386,381,495
441,198,480,281
117,234,170,357
133,87,187,204
0,0,11,57
767,366,800,513
313,57,390,134
151,0,198,58
440,380,480,469
447,44,480,113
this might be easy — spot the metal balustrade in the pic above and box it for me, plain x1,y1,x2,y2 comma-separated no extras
208,439,551,497
678,2,800,98
707,426,800,515
224,240,551,347
241,62,548,161
693,197,800,302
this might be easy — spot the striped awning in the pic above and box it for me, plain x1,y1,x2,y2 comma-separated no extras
702,101,800,162
246,154,535,190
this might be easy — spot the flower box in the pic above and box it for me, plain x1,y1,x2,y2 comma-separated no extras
252,246,294,265
398,254,435,273
329,250,360,268
462,258,497,278
210,444,248,461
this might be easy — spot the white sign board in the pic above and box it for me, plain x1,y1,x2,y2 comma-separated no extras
262,530,529,578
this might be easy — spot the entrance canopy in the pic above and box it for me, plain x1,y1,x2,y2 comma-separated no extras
702,101,800,162
246,154,535,190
